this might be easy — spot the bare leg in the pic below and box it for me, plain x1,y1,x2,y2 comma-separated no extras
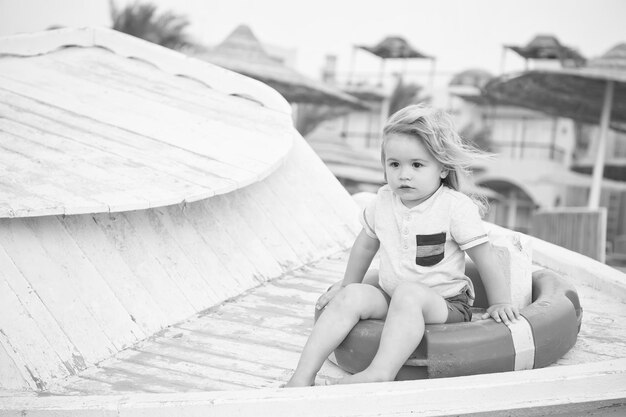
333,282,448,385
285,283,389,387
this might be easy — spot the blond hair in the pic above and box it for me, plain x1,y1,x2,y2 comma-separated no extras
382,104,491,213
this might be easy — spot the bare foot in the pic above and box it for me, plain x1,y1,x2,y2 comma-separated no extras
283,374,315,388
326,370,389,385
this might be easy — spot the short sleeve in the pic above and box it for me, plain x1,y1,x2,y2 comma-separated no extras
360,197,378,239
450,197,488,251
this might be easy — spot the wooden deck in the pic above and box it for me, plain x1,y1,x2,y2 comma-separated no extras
0,28,293,219
42,250,626,395
46,254,348,394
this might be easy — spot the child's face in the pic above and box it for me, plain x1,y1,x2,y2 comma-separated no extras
383,133,447,208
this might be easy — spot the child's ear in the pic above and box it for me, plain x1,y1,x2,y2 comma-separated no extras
440,169,449,179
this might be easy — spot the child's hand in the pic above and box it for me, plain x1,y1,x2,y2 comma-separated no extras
315,282,343,310
481,303,520,325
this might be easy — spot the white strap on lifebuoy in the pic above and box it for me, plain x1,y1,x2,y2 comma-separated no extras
507,316,536,370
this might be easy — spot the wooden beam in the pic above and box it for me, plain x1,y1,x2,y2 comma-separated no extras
2,359,625,416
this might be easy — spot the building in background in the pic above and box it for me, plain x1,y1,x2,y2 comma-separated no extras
306,34,626,262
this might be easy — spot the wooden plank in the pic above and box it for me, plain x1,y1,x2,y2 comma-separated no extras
43,48,293,162
281,138,360,249
0,245,83,380
0,118,211,214
0,48,295,217
207,193,284,282
58,214,166,335
213,304,313,338
120,210,219,312
292,136,362,235
0,66,279,171
0,219,117,365
23,217,144,351
180,199,260,291
221,187,302,271
241,180,319,265
75,362,243,393
0,279,68,389
0,91,254,191
264,166,339,258
0,341,31,391
175,316,308,352
131,342,289,386
102,359,256,392
148,331,303,373
0,138,100,216
113,348,278,389
90,212,195,323
0,27,292,113
155,205,236,302
4,359,626,417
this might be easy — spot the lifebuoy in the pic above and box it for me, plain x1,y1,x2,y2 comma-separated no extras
315,265,582,380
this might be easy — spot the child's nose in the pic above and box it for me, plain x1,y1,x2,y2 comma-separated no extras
399,166,412,179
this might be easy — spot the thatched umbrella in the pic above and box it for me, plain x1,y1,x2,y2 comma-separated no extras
356,36,432,60
485,43,626,209
196,25,366,109
352,36,435,88
504,34,586,68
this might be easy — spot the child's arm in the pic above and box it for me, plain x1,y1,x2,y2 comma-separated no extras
466,242,520,325
315,229,379,310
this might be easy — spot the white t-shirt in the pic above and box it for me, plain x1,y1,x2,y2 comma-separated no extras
361,184,488,300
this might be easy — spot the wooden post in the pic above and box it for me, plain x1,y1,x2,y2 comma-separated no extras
589,81,614,209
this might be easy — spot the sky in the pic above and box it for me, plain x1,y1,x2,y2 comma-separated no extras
1,0,625,88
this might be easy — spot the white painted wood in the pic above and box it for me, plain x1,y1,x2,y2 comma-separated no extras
0,245,83,376
206,194,284,282
0,27,291,114
0,126,358,393
179,200,261,291
0,343,31,391
0,92,252,191
0,280,64,390
90,212,196,323
3,359,625,417
490,232,533,309
119,210,217,312
23,217,144,351
156,205,236,302
227,187,303,271
58,214,168,334
0,220,117,364
242,180,320,265
0,38,294,218
1,238,623,416
264,156,341,258
485,222,626,300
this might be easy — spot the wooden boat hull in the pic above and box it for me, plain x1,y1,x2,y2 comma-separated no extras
1,27,625,417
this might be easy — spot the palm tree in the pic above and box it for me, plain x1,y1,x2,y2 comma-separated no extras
110,0,192,50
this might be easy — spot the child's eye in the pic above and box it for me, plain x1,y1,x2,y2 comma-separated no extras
412,162,423,168
389,162,399,168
